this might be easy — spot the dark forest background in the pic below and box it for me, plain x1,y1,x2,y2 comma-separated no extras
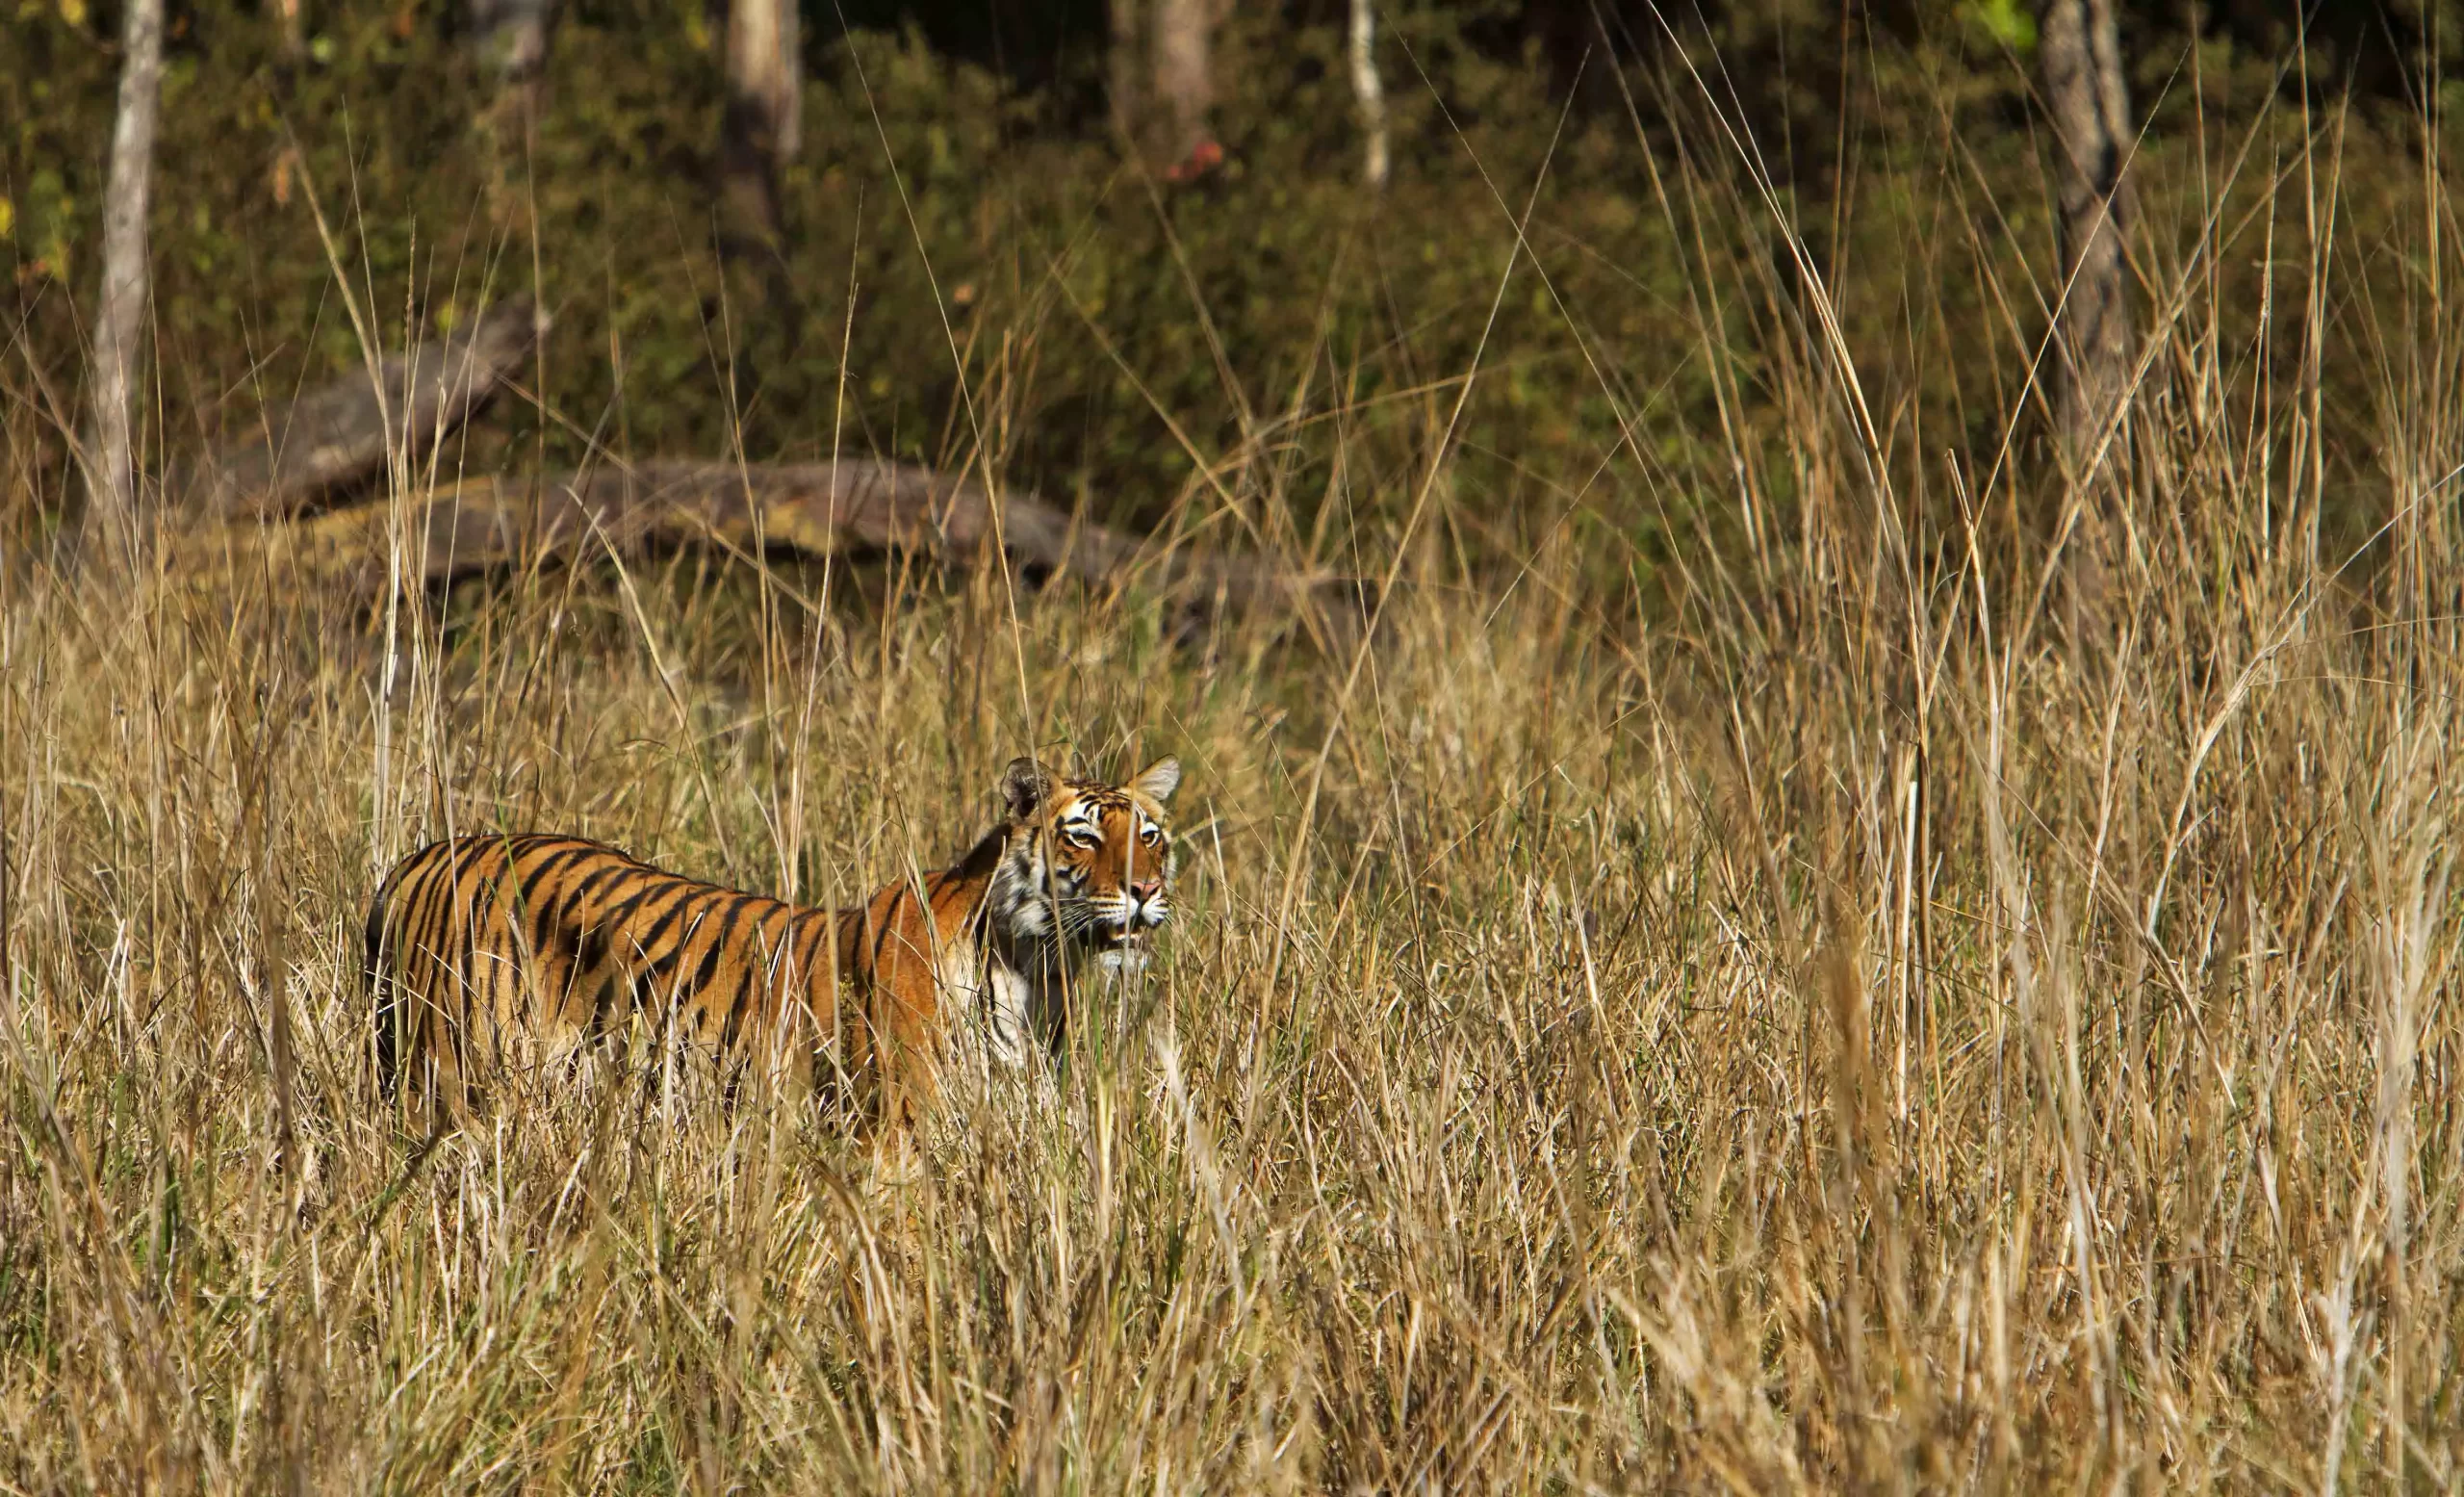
5,0,2459,569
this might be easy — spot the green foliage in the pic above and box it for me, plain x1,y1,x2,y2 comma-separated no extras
0,0,2453,571
1959,0,2037,54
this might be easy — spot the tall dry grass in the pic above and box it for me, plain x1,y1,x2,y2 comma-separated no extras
6,53,2464,1494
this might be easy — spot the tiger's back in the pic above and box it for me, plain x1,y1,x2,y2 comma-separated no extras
366,833,845,1116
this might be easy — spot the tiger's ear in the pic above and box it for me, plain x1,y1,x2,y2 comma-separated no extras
1001,758,1058,819
1129,757,1181,804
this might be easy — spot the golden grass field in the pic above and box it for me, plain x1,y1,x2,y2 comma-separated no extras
7,79,2464,1496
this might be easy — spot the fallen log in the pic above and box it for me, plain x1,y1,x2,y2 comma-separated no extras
186,297,546,519
179,309,1352,628
193,457,1358,622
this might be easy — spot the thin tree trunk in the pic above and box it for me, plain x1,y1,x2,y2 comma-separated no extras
724,0,800,169
471,0,554,101
1151,0,1218,179
1109,0,1144,148
717,0,804,406
88,0,165,568
2039,0,2133,467
1348,0,1388,192
470,0,555,219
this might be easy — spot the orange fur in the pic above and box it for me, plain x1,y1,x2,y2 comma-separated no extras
365,757,1180,1131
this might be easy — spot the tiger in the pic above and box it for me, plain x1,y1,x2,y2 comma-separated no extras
365,756,1181,1130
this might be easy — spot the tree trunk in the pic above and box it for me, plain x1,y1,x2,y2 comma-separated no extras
88,0,165,568
724,0,799,166
471,0,554,102
2039,0,2133,467
716,0,804,413
1348,0,1388,192
1151,0,1219,180
470,0,555,219
1109,0,1144,149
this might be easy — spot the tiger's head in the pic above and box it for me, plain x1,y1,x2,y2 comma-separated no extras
987,756,1181,959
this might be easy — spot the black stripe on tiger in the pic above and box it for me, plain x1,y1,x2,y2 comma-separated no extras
365,835,842,1120
364,755,1186,1132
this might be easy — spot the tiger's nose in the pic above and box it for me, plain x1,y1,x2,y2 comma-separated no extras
1129,876,1163,903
